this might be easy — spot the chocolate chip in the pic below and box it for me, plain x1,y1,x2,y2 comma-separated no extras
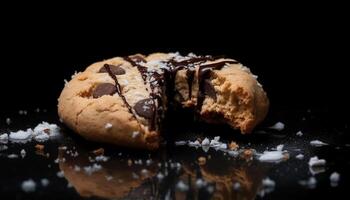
92,83,117,98
203,80,217,101
99,64,125,75
133,98,155,119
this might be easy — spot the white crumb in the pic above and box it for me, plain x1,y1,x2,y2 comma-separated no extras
262,177,276,187
189,140,201,147
296,131,303,136
201,138,210,146
175,141,186,146
105,176,113,181
21,179,36,192
233,182,241,190
84,164,102,175
258,151,285,162
56,171,65,178
310,140,328,147
276,144,284,151
41,178,49,187
132,131,140,138
8,154,19,159
176,180,189,191
74,165,81,172
20,149,26,158
157,172,164,181
330,172,340,187
308,156,326,167
269,122,285,131
195,179,207,188
95,155,109,162
299,177,317,189
9,129,33,143
33,122,60,138
6,118,11,125
0,133,8,144
295,154,304,160
105,123,113,129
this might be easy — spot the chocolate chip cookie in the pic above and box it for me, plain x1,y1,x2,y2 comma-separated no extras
58,53,269,150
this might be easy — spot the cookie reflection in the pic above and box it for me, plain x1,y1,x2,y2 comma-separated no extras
59,147,267,200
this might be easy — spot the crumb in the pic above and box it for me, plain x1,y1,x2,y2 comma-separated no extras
269,122,285,131
92,148,104,156
308,156,326,167
132,131,140,138
127,159,133,166
241,149,253,160
295,154,304,160
310,140,328,147
35,144,45,151
105,123,113,129
201,138,210,146
21,179,36,192
8,154,19,159
20,149,26,158
198,156,206,165
56,171,65,178
176,180,189,192
0,133,8,144
229,141,239,150
296,131,303,136
330,172,340,187
41,178,49,187
157,172,164,181
6,118,11,125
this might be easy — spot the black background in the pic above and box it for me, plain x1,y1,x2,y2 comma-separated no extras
1,4,348,118
0,3,349,200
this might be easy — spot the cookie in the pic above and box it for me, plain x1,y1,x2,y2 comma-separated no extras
58,53,269,150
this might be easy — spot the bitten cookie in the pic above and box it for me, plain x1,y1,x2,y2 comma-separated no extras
58,53,269,150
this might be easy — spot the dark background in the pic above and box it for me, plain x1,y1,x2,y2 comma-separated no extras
0,4,348,116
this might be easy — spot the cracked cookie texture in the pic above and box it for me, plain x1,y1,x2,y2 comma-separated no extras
58,52,269,150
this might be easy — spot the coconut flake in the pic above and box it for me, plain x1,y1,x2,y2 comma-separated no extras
0,133,8,144
105,123,113,129
21,179,36,192
258,151,285,162
310,140,328,147
269,122,285,131
9,129,33,143
296,131,303,137
176,180,189,191
295,154,304,160
308,156,326,167
41,178,49,187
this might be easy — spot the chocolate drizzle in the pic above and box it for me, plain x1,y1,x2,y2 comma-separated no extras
104,64,134,114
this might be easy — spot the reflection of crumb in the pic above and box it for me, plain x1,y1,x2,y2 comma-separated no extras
198,157,206,165
229,141,239,150
241,149,253,161
92,148,104,156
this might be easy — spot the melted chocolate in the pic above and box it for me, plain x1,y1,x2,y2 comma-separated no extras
104,64,133,114
99,64,125,75
197,60,238,110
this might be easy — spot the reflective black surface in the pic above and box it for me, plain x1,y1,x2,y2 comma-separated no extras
0,106,349,199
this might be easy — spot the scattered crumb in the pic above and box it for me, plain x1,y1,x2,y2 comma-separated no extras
233,182,241,190
95,155,109,162
310,140,328,147
20,149,26,158
198,156,206,165
308,156,326,167
8,154,19,159
241,149,254,161
9,129,33,143
41,178,49,187
195,178,207,188
296,131,303,137
56,171,65,178
176,180,189,191
175,141,186,146
92,148,104,156
105,176,113,181
6,118,11,125
132,131,140,138
269,122,285,131
299,177,317,189
35,144,45,151
295,154,304,160
0,133,8,144
21,179,36,192
276,144,284,151
156,172,164,181
84,164,102,175
105,123,113,129
141,169,149,176
74,165,81,172
330,172,340,187
258,151,287,163
201,138,210,146
127,159,133,166
229,141,239,150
